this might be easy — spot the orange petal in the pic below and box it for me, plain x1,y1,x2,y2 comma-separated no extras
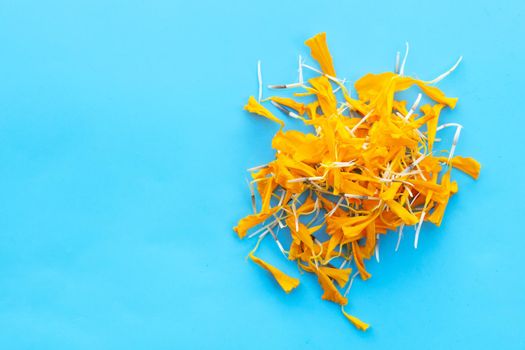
244,96,284,127
448,156,481,179
342,308,370,331
305,32,336,77
319,266,352,288
249,253,299,293
316,268,348,305
386,200,419,225
233,207,278,238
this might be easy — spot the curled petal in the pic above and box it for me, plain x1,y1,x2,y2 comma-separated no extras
342,308,370,331
249,253,299,293
244,96,284,127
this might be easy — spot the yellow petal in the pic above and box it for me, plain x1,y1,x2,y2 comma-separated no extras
308,76,338,116
285,217,315,251
342,214,378,243
305,32,336,77
342,308,370,331
427,171,452,226
233,207,278,238
276,153,318,178
421,103,445,152
342,219,371,241
396,76,458,108
386,200,419,225
380,182,403,201
305,101,320,119
244,96,284,127
249,253,299,293
416,82,458,108
319,266,352,288
352,241,371,280
325,230,343,259
296,196,316,215
260,177,276,213
271,130,327,164
316,268,348,305
362,221,376,259
444,156,481,179
269,96,306,115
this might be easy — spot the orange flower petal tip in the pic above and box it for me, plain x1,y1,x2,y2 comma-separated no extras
249,253,299,293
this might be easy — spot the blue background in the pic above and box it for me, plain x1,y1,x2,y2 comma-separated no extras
0,0,523,348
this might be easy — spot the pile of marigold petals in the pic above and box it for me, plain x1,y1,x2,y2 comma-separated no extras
234,33,480,331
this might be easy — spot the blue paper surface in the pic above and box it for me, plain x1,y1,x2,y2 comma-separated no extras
0,0,524,348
